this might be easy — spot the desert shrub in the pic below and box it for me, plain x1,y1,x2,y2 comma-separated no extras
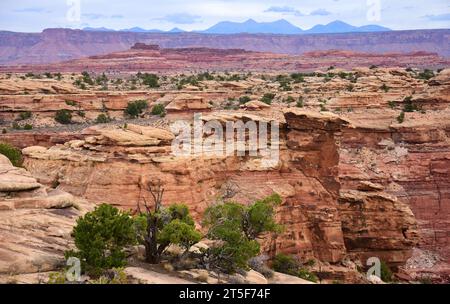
23,124,33,130
134,182,202,264
95,114,111,124
272,253,299,276
397,111,405,123
261,93,275,105
65,100,77,107
284,96,295,103
55,109,72,124
151,104,165,116
417,69,435,80
65,204,136,277
403,96,420,112
290,73,305,83
238,96,251,104
81,71,94,85
47,271,67,284
18,111,32,120
0,142,23,167
388,101,397,109
297,268,318,283
89,268,129,284
381,83,390,92
320,104,328,112
380,261,393,282
124,100,148,118
272,253,318,282
203,194,282,273
138,73,159,88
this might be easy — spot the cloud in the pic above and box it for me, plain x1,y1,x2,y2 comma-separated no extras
423,13,450,21
265,6,332,17
13,7,50,13
155,13,202,24
82,13,125,20
264,6,304,16
310,9,331,16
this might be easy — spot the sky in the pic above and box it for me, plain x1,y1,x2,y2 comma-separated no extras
0,0,449,32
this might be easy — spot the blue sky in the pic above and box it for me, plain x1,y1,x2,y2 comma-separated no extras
0,0,449,32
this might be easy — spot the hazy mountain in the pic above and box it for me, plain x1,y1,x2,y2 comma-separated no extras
119,27,163,33
83,20,391,35
305,20,391,34
200,19,303,34
199,19,391,35
168,27,186,33
83,27,115,32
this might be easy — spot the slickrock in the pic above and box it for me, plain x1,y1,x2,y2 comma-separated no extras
166,94,211,112
242,100,271,110
0,155,94,279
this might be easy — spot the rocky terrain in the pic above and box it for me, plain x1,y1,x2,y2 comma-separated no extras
0,44,449,283
0,29,449,65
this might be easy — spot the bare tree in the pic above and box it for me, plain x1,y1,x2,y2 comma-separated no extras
136,180,169,264
220,181,240,200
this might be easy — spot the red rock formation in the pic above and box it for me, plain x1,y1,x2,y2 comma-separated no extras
1,44,448,73
20,111,419,275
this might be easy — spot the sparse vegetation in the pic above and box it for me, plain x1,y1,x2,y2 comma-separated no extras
137,72,159,88
417,69,435,80
272,253,318,283
18,111,32,120
124,100,148,118
134,181,202,264
65,204,137,277
261,93,275,105
202,194,282,274
95,114,111,124
284,96,295,103
54,109,72,124
238,96,251,104
397,111,405,123
151,104,165,116
381,83,390,92
0,142,23,167
380,261,393,282
65,100,78,107
388,101,397,109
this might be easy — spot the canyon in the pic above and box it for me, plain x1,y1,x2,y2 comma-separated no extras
0,43,449,283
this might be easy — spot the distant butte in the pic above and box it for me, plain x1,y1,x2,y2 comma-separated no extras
0,43,448,73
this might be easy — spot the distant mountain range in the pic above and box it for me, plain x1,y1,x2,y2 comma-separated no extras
83,19,391,35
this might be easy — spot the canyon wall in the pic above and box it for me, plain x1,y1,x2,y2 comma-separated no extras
21,111,419,271
0,29,449,65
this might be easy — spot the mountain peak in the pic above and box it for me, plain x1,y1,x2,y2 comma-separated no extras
81,19,391,35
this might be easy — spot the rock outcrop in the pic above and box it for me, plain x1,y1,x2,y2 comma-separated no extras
20,110,419,278
0,154,94,279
